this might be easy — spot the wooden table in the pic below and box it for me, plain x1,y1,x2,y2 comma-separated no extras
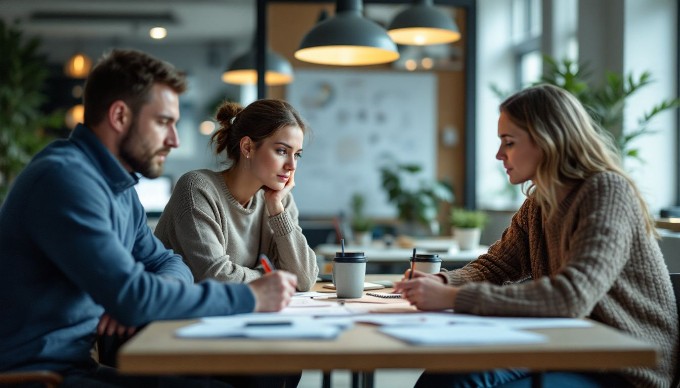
118,275,658,386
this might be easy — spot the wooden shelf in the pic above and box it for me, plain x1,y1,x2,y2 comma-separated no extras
656,218,680,232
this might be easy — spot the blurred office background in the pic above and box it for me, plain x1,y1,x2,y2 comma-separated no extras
1,0,678,254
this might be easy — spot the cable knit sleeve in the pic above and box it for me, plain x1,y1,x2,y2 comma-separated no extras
266,194,319,291
443,200,535,286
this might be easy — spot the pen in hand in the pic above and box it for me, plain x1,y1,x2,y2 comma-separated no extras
409,248,416,280
259,254,276,273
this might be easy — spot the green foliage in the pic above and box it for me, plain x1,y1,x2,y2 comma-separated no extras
538,56,680,163
349,192,373,232
450,208,488,229
379,163,454,227
0,20,64,201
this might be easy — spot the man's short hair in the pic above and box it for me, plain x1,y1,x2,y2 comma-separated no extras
83,49,187,128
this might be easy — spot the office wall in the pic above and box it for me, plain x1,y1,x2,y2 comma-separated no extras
475,0,520,211
287,69,438,218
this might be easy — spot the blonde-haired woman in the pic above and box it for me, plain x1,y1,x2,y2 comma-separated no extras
395,84,678,387
155,99,318,292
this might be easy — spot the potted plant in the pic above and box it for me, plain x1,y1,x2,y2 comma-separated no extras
349,193,373,246
0,20,64,203
379,162,454,236
492,56,679,166
538,56,679,165
450,208,488,250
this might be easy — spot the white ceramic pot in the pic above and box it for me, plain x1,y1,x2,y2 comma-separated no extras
453,227,481,251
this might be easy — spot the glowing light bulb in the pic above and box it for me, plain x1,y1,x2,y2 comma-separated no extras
150,27,167,40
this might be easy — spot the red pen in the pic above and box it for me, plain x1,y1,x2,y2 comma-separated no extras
260,254,275,273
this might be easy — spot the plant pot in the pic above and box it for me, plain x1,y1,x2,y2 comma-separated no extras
353,231,373,246
453,227,481,251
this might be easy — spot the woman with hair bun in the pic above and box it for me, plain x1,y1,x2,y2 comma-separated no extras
155,99,318,292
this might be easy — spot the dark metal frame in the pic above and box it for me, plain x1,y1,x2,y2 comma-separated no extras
255,0,477,209
676,0,679,205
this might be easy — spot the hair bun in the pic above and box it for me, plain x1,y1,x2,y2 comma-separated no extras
216,101,243,127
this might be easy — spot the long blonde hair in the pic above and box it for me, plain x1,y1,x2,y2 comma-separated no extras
500,84,656,236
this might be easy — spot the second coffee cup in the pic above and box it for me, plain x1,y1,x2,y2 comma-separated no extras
411,253,442,274
332,251,366,298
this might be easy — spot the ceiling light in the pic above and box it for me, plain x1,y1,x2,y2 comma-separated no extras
387,0,461,46
199,121,216,135
65,104,84,130
64,52,92,78
222,48,293,86
149,27,167,40
295,0,399,66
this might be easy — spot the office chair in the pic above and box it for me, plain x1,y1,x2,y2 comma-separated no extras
0,370,62,387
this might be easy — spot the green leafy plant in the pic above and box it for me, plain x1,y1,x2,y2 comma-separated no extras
538,56,680,163
450,208,488,229
0,20,64,202
349,192,373,233
379,163,454,228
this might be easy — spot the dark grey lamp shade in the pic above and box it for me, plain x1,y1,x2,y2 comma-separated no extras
222,49,293,86
388,0,461,45
295,0,399,66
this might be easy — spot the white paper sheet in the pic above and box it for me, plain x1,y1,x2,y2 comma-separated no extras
177,314,348,339
444,314,592,329
380,325,547,346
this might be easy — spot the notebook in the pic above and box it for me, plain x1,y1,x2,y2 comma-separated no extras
366,292,403,299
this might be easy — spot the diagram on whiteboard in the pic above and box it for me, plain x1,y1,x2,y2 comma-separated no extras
287,69,437,218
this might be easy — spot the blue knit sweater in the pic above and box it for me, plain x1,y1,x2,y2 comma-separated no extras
0,124,255,372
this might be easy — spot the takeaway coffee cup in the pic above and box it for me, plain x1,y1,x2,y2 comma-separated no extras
332,252,367,298
411,253,442,274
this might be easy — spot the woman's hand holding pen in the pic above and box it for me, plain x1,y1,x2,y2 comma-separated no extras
249,271,298,312
394,277,458,311
403,268,446,283
264,170,296,216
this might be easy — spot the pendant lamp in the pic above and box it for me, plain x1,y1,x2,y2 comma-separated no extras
387,0,461,46
64,52,92,78
222,48,293,86
295,0,399,66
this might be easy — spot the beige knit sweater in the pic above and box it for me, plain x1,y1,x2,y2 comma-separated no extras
444,172,678,387
154,169,319,291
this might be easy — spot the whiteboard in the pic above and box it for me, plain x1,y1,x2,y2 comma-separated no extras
287,69,437,218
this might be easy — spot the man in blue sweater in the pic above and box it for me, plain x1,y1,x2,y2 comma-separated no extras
0,49,298,387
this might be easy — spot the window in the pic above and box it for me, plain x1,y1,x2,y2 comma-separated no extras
512,0,542,89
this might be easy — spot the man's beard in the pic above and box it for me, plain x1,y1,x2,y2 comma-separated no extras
119,120,169,179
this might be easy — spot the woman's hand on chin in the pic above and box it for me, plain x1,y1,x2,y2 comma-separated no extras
264,171,295,216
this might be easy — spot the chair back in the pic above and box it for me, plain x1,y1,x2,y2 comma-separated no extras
0,370,62,387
